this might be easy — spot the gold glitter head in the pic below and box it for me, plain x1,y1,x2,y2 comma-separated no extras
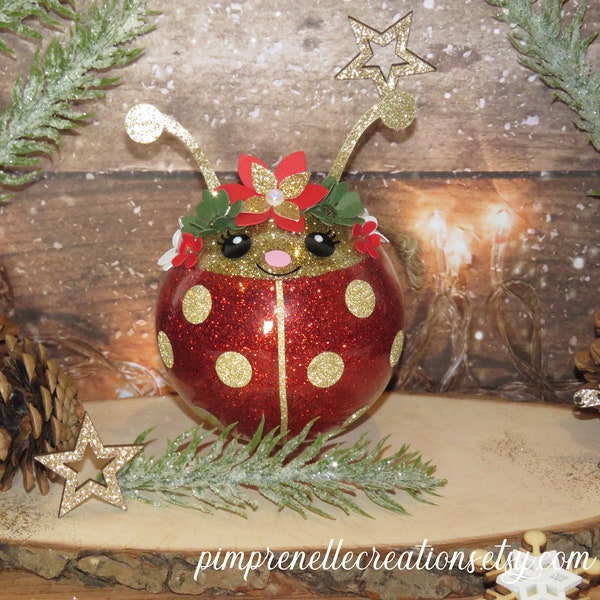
195,215,363,280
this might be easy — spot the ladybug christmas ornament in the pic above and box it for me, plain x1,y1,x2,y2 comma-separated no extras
126,13,434,438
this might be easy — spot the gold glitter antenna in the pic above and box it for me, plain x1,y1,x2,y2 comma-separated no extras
329,13,435,182
125,103,220,191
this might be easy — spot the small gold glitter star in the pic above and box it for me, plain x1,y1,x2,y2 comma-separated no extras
35,413,142,517
336,13,435,96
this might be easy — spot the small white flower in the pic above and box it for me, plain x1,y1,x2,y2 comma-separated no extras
158,228,183,270
360,211,389,243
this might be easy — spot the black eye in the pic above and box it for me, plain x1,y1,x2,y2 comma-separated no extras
304,231,338,257
219,232,252,259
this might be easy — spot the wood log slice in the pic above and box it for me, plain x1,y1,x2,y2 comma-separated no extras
0,393,599,598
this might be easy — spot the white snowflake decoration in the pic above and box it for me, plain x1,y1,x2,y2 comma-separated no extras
497,549,583,600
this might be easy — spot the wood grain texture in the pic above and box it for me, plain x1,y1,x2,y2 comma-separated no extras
0,0,598,175
1,173,598,401
1,1,599,401
1,394,599,598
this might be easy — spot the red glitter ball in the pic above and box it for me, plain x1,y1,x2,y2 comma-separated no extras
156,251,404,438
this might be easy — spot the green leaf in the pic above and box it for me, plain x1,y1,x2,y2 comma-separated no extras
181,189,240,236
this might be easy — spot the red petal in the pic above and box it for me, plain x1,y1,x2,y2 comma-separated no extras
368,234,381,248
363,220,378,235
217,183,255,202
294,183,328,209
172,253,186,267
355,239,367,254
273,212,305,233
184,254,198,268
193,237,204,252
367,245,379,259
238,154,268,190
236,211,270,227
180,232,194,248
275,151,307,183
352,223,361,238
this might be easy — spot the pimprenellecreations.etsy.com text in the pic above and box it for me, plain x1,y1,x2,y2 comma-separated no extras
193,538,597,582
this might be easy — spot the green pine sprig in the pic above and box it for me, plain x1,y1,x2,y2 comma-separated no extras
118,419,446,519
0,0,75,54
0,0,155,199
486,0,600,152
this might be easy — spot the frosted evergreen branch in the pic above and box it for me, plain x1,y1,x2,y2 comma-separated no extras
0,0,75,53
0,0,155,198
486,0,600,151
118,419,446,519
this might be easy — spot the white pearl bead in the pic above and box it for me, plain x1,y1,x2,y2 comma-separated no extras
266,189,285,206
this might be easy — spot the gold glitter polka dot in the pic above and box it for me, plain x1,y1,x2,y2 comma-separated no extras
215,352,252,388
390,330,405,367
345,279,376,318
157,331,174,369
307,352,344,388
182,285,212,324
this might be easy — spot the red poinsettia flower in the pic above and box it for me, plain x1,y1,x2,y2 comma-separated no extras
217,151,328,233
352,220,381,258
172,232,203,268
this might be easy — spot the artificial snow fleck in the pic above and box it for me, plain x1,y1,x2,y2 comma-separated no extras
423,0,435,8
523,115,540,126
572,257,585,269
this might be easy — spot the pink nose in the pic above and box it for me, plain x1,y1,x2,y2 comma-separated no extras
265,250,291,268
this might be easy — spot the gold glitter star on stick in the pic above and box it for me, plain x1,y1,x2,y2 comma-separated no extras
35,413,142,517
329,12,435,182
336,13,435,96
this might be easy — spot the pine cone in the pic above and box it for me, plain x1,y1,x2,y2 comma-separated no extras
0,330,84,494
0,314,19,344
574,310,600,384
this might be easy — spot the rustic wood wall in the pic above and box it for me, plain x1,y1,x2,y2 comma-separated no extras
1,0,599,403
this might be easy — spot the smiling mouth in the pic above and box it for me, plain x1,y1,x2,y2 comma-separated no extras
256,263,302,277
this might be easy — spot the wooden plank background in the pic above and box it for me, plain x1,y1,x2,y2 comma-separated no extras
0,0,599,403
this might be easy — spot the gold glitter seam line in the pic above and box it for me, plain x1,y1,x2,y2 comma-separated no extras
275,280,288,435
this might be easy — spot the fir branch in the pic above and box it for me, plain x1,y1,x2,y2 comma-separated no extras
0,0,75,53
0,0,155,199
485,0,600,151
118,419,446,519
